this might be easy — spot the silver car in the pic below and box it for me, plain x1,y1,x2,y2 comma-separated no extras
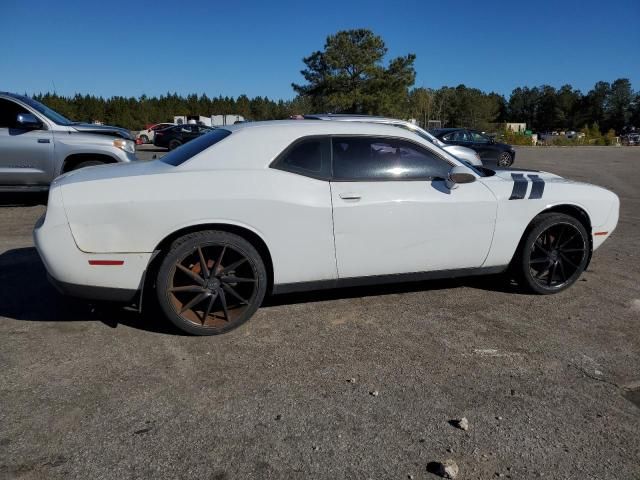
304,114,483,167
0,92,137,192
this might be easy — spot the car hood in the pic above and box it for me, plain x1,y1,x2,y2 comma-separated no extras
491,168,566,182
71,123,133,140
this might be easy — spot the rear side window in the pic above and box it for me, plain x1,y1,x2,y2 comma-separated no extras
271,137,331,179
160,129,231,166
332,136,451,181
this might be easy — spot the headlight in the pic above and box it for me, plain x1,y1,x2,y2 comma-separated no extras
113,138,135,154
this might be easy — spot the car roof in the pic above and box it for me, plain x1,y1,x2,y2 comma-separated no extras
432,128,461,133
0,91,29,102
222,119,429,137
182,120,464,171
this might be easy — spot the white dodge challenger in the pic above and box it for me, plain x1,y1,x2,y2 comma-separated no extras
34,121,619,335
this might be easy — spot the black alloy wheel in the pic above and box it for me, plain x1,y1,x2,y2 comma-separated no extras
515,213,589,294
156,231,267,335
498,151,513,167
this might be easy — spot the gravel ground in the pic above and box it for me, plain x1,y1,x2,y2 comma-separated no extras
1,147,639,479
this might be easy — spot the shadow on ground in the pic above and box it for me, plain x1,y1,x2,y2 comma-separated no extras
0,247,521,335
0,192,47,207
0,247,178,334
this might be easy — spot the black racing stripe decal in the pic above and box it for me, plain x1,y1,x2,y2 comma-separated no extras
509,173,528,200
528,174,545,199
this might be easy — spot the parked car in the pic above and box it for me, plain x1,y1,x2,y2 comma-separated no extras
304,114,483,166
136,123,175,144
34,120,619,336
430,128,515,167
0,92,136,192
621,126,639,146
153,124,213,150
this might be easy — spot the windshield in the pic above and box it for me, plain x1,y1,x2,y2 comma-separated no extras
160,128,231,166
392,124,490,177
17,96,74,125
391,123,443,145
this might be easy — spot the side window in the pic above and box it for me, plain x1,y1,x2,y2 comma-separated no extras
271,137,331,179
332,136,451,181
470,131,489,143
450,130,471,142
0,98,29,128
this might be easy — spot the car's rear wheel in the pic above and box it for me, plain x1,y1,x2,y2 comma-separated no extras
168,139,182,150
514,213,589,294
498,151,513,167
140,134,149,144
156,231,267,335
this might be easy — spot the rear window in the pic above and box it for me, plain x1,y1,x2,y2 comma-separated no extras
160,129,231,166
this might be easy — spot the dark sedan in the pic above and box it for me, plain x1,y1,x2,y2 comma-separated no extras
154,124,213,150
430,128,515,167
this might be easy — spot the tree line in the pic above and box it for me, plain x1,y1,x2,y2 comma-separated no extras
31,29,638,135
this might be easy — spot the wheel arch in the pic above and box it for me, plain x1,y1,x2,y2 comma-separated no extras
62,153,118,173
145,222,275,296
511,203,593,269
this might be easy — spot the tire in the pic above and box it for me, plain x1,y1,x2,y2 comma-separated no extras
168,139,182,150
497,151,513,167
72,160,105,170
512,213,589,295
156,231,267,335
140,135,149,144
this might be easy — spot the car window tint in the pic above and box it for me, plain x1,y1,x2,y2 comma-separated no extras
0,98,29,128
160,129,231,166
446,130,469,142
470,131,489,143
332,136,450,181
279,138,327,173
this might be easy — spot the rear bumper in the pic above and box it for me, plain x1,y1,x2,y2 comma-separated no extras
33,187,151,302
47,274,138,302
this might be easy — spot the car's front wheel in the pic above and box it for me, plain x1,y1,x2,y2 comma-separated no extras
156,231,267,335
72,160,105,170
513,213,589,294
498,151,513,167
168,139,182,150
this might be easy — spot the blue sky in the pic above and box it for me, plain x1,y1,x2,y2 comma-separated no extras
1,0,638,100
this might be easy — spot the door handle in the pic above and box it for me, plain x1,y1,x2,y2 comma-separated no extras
339,193,361,200
37,138,50,143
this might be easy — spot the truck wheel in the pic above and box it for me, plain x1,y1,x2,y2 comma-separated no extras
73,160,105,170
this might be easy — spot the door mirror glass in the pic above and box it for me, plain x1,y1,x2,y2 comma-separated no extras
16,113,42,129
446,165,476,189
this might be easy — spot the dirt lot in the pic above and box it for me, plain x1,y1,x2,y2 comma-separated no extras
1,147,639,479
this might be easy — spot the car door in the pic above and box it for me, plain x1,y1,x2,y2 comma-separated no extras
0,98,54,186
330,136,497,279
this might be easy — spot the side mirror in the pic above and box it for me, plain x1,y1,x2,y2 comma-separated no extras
16,113,42,129
446,166,476,190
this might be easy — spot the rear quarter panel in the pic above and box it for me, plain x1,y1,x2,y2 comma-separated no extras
60,166,338,285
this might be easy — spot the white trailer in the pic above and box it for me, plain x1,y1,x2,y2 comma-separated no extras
211,114,245,126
